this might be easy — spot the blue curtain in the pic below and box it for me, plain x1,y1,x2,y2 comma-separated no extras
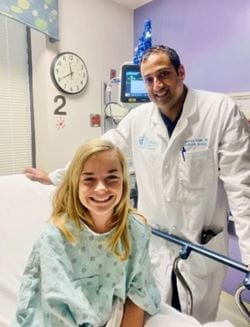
0,0,59,40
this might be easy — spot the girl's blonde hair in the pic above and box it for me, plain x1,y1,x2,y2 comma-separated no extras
51,138,133,260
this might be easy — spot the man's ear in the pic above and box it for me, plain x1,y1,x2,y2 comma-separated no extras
178,64,185,80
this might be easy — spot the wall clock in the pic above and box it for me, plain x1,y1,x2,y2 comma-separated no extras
50,52,88,95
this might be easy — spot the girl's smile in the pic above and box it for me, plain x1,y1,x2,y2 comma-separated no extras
78,150,123,232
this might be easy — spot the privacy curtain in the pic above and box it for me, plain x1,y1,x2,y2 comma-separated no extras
0,0,59,40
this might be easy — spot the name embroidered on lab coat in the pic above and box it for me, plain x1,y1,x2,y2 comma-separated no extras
184,137,208,149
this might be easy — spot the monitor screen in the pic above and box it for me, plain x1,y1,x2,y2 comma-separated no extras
120,64,149,103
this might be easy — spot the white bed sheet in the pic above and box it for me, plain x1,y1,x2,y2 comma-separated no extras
0,174,55,326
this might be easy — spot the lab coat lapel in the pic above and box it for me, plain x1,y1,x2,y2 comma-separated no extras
151,104,170,142
168,87,198,149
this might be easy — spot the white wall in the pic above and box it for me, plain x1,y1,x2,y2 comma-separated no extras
31,0,133,171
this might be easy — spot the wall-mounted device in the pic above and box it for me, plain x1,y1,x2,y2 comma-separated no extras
120,63,149,104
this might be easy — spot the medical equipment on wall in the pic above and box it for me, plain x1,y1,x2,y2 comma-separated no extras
119,63,149,104
102,63,150,132
152,228,250,323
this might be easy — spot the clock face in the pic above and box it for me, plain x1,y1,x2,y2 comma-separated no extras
51,52,88,94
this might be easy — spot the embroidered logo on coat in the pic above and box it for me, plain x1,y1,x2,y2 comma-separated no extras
138,135,157,151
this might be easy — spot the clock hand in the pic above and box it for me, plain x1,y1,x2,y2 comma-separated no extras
69,62,73,74
62,71,73,79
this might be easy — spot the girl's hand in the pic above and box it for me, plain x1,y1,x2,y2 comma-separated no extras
120,298,144,327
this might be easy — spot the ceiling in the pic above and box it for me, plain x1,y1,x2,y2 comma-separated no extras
112,0,153,10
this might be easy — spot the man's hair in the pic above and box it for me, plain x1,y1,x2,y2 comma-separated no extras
140,45,181,73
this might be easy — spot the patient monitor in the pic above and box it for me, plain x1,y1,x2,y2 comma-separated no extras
119,63,149,104
103,63,150,130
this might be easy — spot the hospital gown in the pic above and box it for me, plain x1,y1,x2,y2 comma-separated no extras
13,214,160,326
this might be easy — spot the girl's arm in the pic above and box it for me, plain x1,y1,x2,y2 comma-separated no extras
120,298,145,327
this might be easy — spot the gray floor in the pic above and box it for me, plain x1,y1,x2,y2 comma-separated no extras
216,291,250,327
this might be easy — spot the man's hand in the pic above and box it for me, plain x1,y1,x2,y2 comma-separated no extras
23,167,53,185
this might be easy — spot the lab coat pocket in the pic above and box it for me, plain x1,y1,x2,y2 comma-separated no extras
179,149,215,190
187,228,226,276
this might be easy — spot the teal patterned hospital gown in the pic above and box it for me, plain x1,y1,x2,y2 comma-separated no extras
13,214,160,326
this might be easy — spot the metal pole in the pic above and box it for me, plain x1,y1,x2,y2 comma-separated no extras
151,228,249,276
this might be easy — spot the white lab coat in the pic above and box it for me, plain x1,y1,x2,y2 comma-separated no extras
50,88,250,323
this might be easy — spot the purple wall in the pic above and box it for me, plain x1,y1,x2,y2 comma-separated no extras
224,233,250,302
134,0,250,93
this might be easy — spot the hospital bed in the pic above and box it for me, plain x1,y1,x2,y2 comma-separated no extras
0,174,249,326
0,174,56,326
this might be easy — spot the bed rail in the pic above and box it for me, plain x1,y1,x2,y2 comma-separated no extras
151,227,250,322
